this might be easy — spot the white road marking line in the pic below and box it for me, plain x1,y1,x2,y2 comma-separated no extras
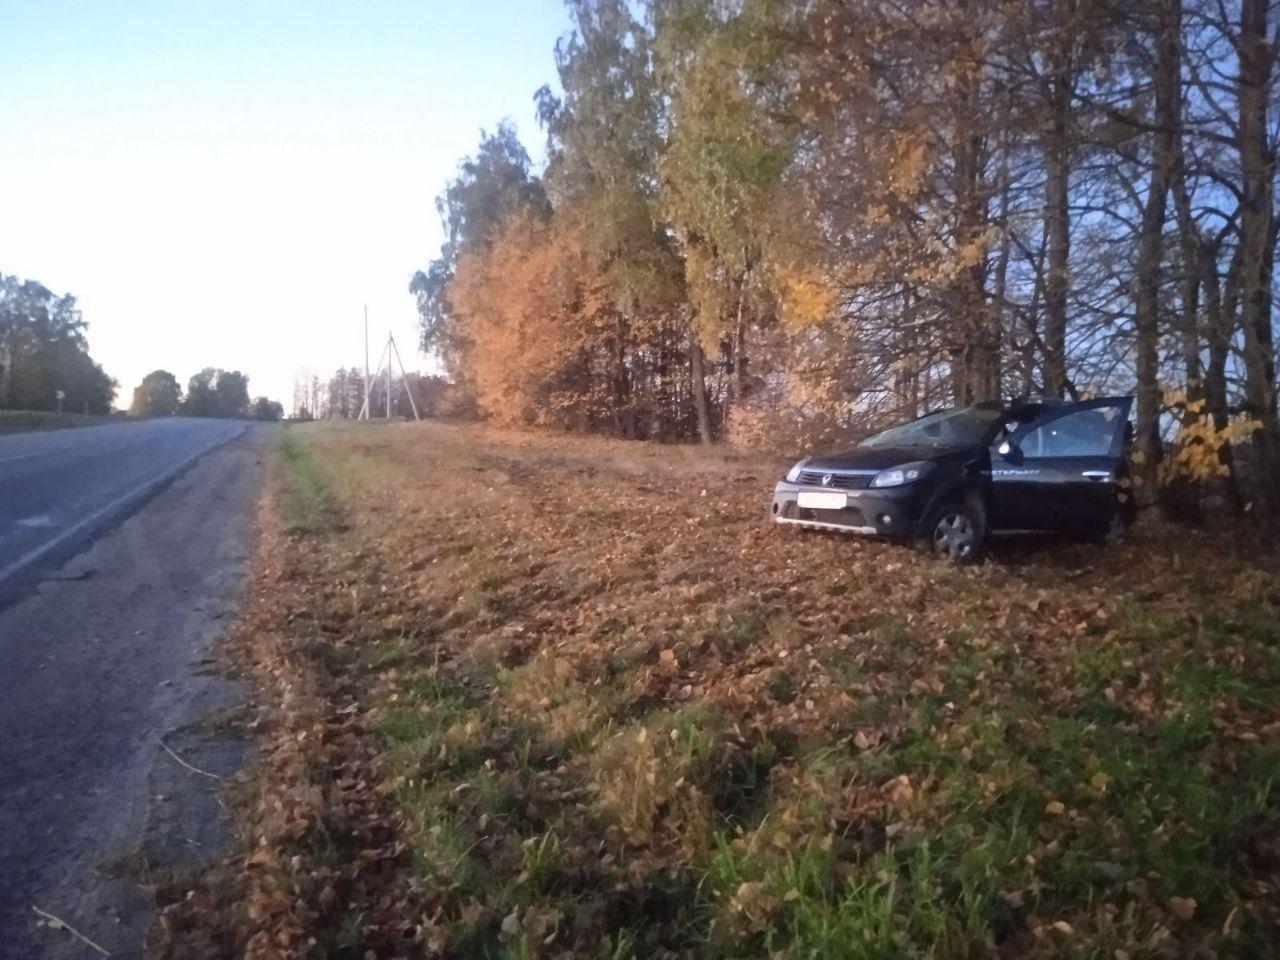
0,445,73,465
0,427,247,589
16,516,57,528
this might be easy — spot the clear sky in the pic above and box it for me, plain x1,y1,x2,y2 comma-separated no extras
0,0,569,410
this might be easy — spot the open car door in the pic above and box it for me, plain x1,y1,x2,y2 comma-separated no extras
989,397,1133,536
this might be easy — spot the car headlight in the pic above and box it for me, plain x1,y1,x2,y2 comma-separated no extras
871,462,932,488
785,459,808,483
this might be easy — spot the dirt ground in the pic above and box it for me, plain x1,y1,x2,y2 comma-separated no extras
157,419,1280,959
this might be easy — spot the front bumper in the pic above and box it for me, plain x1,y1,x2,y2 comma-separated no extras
770,481,921,538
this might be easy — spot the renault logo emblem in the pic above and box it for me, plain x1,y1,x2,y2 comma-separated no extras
821,473,833,486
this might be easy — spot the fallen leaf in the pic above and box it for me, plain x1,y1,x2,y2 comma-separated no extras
1168,896,1196,921
500,908,522,941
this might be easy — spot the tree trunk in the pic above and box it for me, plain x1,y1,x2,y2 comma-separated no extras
990,90,1013,403
614,316,633,439
1164,137,1205,520
1132,0,1180,503
732,287,747,404
897,290,921,417
690,335,713,445
1237,0,1280,525
1204,247,1235,434
1041,9,1073,399
1203,244,1247,513
948,25,995,405
1021,215,1050,396
1171,151,1202,398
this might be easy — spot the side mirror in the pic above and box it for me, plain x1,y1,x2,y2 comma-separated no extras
997,440,1023,464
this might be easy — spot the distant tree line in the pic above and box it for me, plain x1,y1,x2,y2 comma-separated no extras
0,273,283,424
130,367,282,421
413,0,1280,524
293,366,457,421
0,273,117,414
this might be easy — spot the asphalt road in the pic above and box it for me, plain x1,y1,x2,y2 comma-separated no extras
0,418,249,598
0,420,265,958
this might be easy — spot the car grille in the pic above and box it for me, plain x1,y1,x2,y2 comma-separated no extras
798,470,875,490
799,505,868,526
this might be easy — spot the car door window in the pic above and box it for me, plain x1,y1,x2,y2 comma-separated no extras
1018,406,1123,458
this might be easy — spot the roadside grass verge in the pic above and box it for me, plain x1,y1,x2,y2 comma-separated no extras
161,420,1280,958
152,425,418,960
278,427,343,534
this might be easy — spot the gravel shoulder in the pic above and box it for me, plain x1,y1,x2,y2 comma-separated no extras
0,427,268,959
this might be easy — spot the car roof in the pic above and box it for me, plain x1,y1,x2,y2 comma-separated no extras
1005,398,1064,419
1000,395,1135,421
931,395,1134,422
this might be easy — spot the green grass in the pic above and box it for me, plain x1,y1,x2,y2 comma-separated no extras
375,589,1280,956
678,595,1280,959
277,429,342,534
375,603,1278,957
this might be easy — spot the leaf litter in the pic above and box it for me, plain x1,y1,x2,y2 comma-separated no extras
152,421,1280,959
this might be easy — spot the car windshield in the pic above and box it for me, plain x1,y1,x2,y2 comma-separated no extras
859,406,1002,450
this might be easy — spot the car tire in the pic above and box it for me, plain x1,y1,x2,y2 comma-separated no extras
919,495,987,563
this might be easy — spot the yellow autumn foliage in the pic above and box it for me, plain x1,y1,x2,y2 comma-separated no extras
887,134,931,200
1159,390,1261,485
776,264,839,331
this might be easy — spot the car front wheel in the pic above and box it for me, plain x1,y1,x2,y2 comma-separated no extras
920,497,986,563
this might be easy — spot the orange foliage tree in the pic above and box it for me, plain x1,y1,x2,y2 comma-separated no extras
451,215,611,429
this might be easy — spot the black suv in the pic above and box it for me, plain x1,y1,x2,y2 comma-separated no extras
770,397,1134,560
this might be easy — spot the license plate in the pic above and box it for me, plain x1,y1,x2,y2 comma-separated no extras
797,490,847,510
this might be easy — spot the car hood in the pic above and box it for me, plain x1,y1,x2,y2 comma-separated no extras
802,445,970,471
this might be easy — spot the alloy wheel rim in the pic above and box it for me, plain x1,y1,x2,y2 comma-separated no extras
933,513,974,560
